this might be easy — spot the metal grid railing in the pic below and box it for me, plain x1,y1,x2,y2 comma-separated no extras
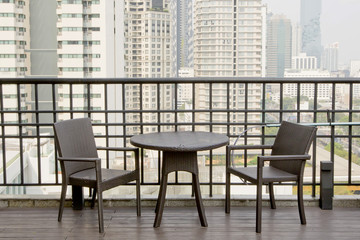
1,77,360,197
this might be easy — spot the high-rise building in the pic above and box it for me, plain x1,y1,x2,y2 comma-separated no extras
169,0,194,77
0,0,125,139
301,0,322,65
0,0,30,78
194,0,262,77
266,14,292,77
194,0,263,133
56,0,125,127
292,23,302,57
124,0,173,134
57,0,123,78
322,42,339,73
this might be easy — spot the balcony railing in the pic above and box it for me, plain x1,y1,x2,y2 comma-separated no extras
0,77,360,197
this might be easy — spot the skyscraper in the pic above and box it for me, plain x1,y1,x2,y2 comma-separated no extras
194,0,263,133
301,0,322,65
194,0,263,78
169,0,194,77
266,14,292,77
124,0,173,134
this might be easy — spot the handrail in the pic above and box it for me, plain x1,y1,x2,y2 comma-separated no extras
0,77,360,84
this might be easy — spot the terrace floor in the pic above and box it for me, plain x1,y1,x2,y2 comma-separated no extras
0,205,359,239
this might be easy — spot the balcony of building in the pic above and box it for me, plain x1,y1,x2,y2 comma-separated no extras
0,77,359,238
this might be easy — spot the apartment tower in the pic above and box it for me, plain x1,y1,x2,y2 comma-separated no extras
124,0,173,134
194,0,263,134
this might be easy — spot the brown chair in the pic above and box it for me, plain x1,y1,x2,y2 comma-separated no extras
225,121,317,233
53,118,141,233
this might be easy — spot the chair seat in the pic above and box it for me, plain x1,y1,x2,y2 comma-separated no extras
229,166,298,183
69,168,137,189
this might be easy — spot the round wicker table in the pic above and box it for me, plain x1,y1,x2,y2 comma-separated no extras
130,131,229,227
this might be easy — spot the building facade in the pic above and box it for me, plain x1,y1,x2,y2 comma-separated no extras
124,0,173,134
169,0,194,77
300,0,322,65
292,53,318,70
322,42,339,73
266,14,292,77
194,0,263,134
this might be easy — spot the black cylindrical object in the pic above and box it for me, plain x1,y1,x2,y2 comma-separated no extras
320,161,333,210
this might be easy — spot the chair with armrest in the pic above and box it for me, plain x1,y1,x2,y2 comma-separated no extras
53,118,141,233
225,121,317,233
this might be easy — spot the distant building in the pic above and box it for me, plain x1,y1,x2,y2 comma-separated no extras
284,69,331,99
292,53,318,70
322,42,339,72
292,24,302,57
350,60,360,77
301,0,322,66
266,14,292,77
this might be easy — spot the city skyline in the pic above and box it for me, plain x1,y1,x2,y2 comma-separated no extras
263,0,360,65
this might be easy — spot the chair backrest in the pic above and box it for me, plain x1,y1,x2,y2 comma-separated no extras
270,121,317,175
54,118,98,176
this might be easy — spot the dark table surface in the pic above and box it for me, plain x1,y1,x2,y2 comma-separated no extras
130,131,229,152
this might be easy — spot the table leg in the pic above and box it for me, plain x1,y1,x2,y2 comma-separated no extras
154,177,163,214
153,151,208,228
193,173,208,227
153,173,168,227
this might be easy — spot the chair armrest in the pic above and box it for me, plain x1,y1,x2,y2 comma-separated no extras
258,154,311,161
228,144,273,151
257,154,311,167
97,146,138,152
57,157,101,163
226,145,273,168
96,147,140,172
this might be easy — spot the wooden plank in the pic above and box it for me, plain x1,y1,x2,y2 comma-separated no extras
0,206,359,239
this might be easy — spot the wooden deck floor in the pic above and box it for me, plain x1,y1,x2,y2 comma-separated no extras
0,206,359,239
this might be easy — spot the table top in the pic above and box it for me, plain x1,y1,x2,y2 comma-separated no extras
130,131,229,152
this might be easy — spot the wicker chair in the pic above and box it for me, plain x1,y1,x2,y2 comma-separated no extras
225,121,317,233
53,118,141,233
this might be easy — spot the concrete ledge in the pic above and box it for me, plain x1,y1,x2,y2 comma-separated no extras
0,194,359,208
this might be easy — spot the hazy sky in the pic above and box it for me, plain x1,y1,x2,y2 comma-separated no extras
262,0,360,66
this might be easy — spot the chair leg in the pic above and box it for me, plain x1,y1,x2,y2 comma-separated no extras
297,180,306,224
91,188,97,209
256,182,262,233
97,190,104,233
269,182,276,209
136,179,141,216
225,171,231,213
58,184,67,222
